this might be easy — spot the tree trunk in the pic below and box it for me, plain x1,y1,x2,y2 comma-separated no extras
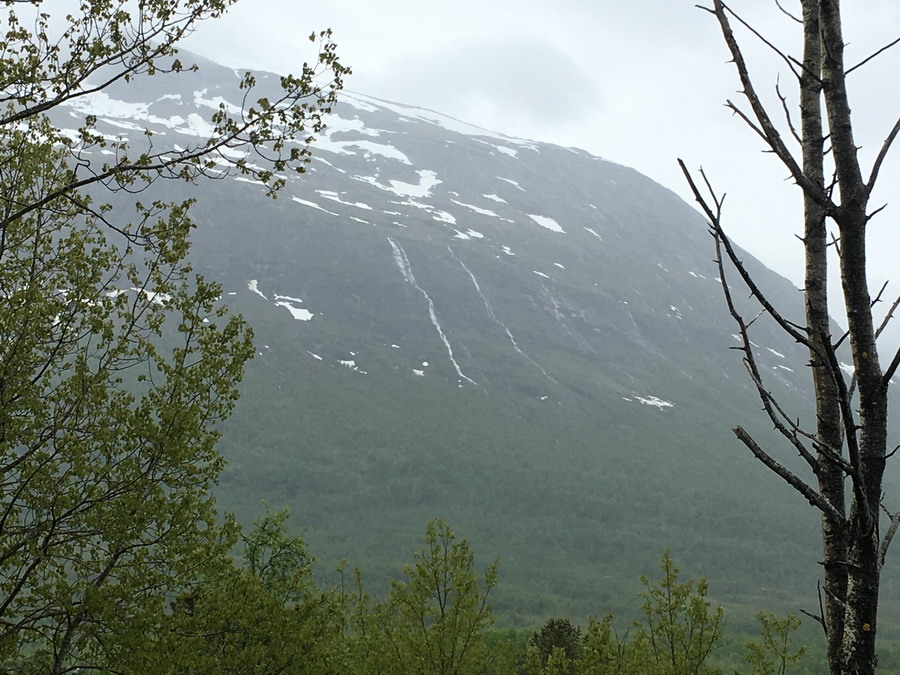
819,2,886,671
799,4,847,671
695,2,895,672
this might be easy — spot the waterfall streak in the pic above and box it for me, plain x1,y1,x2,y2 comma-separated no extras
541,283,597,355
388,238,477,385
450,247,556,384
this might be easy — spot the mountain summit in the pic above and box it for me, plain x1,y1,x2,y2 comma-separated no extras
53,54,853,623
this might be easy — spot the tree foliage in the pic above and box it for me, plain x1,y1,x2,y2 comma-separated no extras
119,509,347,674
745,611,807,675
525,618,583,674
631,550,723,675
351,518,500,674
0,0,347,670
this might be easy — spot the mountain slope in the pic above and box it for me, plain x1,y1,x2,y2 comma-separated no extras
51,55,896,627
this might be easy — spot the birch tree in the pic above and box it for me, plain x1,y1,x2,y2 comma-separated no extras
680,1,900,672
0,1,347,670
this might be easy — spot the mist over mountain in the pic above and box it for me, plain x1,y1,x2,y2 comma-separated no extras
50,52,900,626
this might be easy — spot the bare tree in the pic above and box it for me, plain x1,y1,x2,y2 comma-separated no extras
680,1,900,673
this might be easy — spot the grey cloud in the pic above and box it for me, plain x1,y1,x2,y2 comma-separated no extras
368,33,602,131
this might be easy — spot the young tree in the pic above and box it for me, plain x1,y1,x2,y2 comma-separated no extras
632,550,723,674
356,518,499,675
0,1,347,670
525,618,583,675
745,611,807,675
680,1,900,672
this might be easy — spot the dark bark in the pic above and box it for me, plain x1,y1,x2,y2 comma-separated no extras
799,3,847,671
695,2,895,673
818,3,885,672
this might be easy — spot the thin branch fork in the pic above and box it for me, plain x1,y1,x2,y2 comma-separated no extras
678,159,816,352
719,2,806,81
704,0,833,210
710,222,825,474
715,237,851,476
701,205,845,519
842,281,899,397
747,361,853,474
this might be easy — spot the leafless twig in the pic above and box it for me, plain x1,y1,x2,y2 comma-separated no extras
846,36,900,75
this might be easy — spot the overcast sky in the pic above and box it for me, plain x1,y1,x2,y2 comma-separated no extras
182,1,899,300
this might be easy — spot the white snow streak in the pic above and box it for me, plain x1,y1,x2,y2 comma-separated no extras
634,395,674,409
449,247,555,384
292,197,338,216
387,238,477,385
497,177,525,191
527,214,565,233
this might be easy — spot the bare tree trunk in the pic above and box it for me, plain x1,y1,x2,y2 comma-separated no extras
817,3,885,670
799,3,846,671
682,2,900,672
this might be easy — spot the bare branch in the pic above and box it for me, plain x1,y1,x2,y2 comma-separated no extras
879,503,900,567
798,608,826,633
817,326,867,516
867,116,900,194
875,292,900,342
708,218,827,474
774,0,802,24
733,426,843,524
679,159,816,350
882,345,900,387
776,77,802,146
722,2,805,80
710,0,832,209
846,35,900,75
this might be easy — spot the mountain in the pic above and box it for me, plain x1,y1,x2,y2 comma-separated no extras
50,52,899,628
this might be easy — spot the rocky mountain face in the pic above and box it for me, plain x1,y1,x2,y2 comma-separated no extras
52,52,893,625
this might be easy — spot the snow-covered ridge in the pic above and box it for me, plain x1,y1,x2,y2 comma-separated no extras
340,91,540,150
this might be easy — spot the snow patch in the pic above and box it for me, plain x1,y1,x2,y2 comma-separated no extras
634,395,674,409
274,302,313,321
248,280,268,300
527,214,565,234
353,169,441,198
433,210,457,225
316,190,373,210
